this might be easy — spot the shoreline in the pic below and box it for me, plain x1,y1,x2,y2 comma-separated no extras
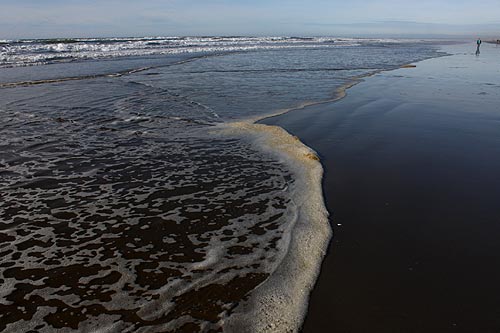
214,77,363,332
215,121,331,332
254,50,445,332
262,42,500,331
213,54,445,331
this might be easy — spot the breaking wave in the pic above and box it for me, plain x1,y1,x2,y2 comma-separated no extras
0,36,417,68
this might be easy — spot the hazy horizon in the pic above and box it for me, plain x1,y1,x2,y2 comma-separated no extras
1,0,500,39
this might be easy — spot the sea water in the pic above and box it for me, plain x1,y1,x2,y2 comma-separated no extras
0,37,444,332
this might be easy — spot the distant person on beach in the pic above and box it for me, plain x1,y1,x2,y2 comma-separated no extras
476,38,482,55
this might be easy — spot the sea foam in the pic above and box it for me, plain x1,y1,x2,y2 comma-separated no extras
0,37,406,68
216,120,332,332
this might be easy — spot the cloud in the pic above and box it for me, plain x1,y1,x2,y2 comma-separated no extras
1,0,500,38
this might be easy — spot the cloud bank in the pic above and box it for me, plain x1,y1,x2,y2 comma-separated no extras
1,0,499,38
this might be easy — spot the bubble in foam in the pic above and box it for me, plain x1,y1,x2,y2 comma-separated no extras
216,120,332,332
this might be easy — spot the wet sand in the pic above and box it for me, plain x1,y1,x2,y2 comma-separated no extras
262,43,500,332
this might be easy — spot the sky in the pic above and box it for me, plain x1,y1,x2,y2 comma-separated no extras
1,0,500,39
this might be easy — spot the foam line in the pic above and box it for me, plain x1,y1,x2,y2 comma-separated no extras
213,61,430,332
0,54,212,89
215,121,330,332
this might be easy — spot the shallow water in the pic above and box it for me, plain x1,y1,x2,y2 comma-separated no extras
0,38,443,332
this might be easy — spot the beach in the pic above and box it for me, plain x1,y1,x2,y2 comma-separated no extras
1,37,489,332
263,42,500,332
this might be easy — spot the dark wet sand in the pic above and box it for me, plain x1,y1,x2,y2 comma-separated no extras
263,43,500,332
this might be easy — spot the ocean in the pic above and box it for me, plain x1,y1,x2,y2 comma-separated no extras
0,37,444,332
